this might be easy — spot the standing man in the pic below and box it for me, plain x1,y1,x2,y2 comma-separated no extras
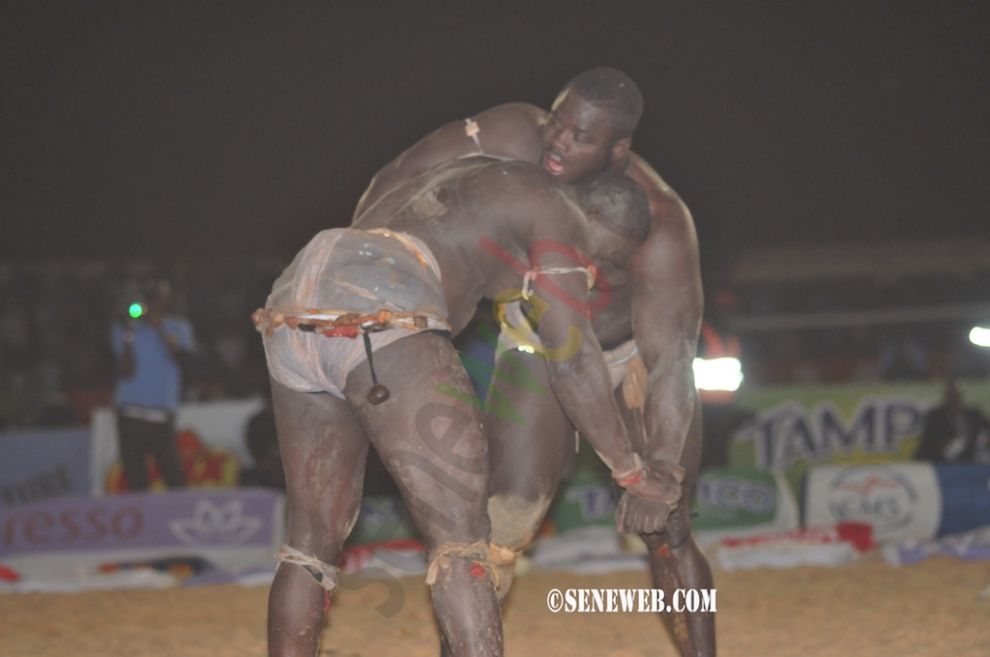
355,68,714,655
915,378,990,463
111,279,195,491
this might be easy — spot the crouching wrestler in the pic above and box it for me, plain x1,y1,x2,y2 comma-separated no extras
254,157,678,657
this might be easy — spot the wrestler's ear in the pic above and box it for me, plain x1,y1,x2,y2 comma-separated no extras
610,137,631,164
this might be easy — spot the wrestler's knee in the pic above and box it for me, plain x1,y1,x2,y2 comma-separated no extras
425,541,499,595
275,544,341,594
285,497,361,561
487,489,553,548
484,492,554,601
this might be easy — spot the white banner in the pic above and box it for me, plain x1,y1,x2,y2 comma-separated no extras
90,398,265,495
804,463,942,543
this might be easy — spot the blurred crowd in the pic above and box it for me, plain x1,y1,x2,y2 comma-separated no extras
0,259,282,430
1,259,988,430
725,268,990,385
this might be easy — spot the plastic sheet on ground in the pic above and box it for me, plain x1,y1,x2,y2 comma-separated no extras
180,564,276,587
883,524,990,566
0,568,178,593
529,527,647,574
715,522,874,571
340,539,427,579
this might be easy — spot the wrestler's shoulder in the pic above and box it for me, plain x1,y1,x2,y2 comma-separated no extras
621,159,698,287
627,153,686,207
465,158,560,202
475,102,546,125
625,154,694,236
472,103,546,162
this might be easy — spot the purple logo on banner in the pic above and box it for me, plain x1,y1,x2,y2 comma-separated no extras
170,499,265,546
0,489,281,557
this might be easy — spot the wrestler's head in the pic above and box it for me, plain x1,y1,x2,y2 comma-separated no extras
576,172,650,272
541,68,644,183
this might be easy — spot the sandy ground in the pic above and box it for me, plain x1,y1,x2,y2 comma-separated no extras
3,554,989,657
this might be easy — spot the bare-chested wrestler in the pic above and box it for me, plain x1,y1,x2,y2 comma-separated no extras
353,68,714,656
256,157,675,657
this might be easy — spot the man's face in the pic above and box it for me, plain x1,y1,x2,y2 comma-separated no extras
147,281,172,313
541,90,616,183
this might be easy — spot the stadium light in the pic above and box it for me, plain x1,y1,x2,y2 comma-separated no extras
693,356,744,392
970,325,990,348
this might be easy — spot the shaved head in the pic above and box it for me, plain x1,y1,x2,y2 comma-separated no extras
562,67,644,139
577,171,650,243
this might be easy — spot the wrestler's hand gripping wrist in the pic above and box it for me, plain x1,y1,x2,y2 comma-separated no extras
611,453,646,488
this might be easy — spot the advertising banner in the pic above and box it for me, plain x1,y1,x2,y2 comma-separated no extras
549,456,800,541
693,467,780,530
549,447,619,534
0,488,285,581
933,464,990,536
348,496,418,546
804,463,942,543
0,427,91,508
692,468,799,545
728,380,990,496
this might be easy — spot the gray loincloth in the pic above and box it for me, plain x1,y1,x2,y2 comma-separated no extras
261,228,449,399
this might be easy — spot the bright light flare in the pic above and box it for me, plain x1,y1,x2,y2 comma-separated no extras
693,357,744,392
970,326,990,348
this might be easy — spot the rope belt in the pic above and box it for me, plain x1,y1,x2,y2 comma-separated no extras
252,306,450,338
252,306,451,405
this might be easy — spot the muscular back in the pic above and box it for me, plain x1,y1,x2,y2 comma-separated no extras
354,157,591,335
353,103,546,221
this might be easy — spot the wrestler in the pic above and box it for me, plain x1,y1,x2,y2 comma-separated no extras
257,158,671,657
354,68,714,656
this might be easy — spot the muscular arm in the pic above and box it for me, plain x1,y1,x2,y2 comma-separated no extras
629,183,704,467
352,103,545,221
526,207,640,477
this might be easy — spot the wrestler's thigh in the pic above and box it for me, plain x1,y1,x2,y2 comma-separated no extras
486,349,575,499
344,332,490,545
270,378,369,548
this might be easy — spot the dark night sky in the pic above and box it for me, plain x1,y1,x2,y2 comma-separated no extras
2,2,988,264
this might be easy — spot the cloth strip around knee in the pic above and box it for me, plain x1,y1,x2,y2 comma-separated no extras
276,545,339,593
425,541,498,587
488,543,519,567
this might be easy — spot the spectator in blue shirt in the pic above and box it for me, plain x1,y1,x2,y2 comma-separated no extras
111,279,195,491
